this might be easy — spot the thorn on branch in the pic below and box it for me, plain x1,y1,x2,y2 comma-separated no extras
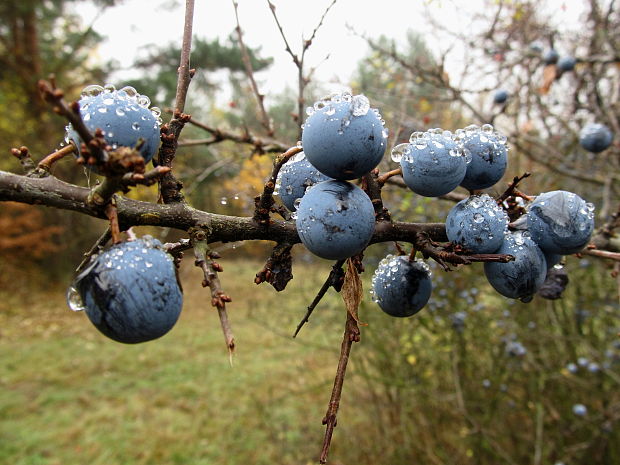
190,227,235,358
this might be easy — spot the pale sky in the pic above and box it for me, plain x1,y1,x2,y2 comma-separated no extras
75,0,580,99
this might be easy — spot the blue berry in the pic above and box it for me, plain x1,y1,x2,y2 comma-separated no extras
493,89,509,104
397,129,468,197
446,194,509,253
276,152,331,211
301,93,388,180
526,190,595,255
71,237,183,344
572,403,587,417
484,231,547,301
557,55,576,72
457,124,508,191
66,84,162,164
543,49,559,65
371,255,432,317
579,123,613,153
295,180,375,260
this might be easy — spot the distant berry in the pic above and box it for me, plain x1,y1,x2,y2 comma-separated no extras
558,55,577,72
543,49,560,65
493,89,509,104
579,123,613,153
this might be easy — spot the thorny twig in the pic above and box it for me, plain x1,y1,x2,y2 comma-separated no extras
294,259,345,338
254,242,294,291
190,227,235,361
75,227,112,274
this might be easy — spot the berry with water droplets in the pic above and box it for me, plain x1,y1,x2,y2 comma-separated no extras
71,237,183,344
301,93,387,180
371,255,432,317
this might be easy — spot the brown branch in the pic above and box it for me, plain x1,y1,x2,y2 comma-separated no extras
36,144,76,173
293,259,346,338
320,311,359,464
253,146,303,225
232,0,274,136
0,170,458,246
158,0,195,204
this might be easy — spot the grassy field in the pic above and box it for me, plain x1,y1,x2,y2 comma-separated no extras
1,255,619,465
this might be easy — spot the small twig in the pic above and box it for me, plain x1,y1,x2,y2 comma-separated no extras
582,248,620,262
105,201,121,244
75,227,112,274
36,144,76,173
319,311,359,464
232,0,274,136
10,146,36,174
294,259,345,338
376,167,402,187
158,0,195,204
190,227,235,360
37,80,106,164
495,172,531,205
253,145,303,225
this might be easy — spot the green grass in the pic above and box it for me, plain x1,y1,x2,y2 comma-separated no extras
0,258,348,465
1,256,619,465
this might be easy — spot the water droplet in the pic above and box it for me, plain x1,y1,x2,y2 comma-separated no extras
391,143,411,163
81,84,104,98
220,197,228,205
83,113,91,121
473,213,485,223
138,95,151,107
351,94,370,116
66,284,86,312
132,122,140,130
481,123,494,133
97,107,107,114
306,106,315,116
103,83,116,93
145,262,153,268
115,107,126,116
325,105,336,116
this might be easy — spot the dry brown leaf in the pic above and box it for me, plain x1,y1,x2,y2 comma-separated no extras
341,258,366,325
539,64,557,94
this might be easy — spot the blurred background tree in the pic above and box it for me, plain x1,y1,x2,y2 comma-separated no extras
1,1,619,464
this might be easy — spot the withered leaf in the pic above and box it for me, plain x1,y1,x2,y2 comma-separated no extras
341,258,366,326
